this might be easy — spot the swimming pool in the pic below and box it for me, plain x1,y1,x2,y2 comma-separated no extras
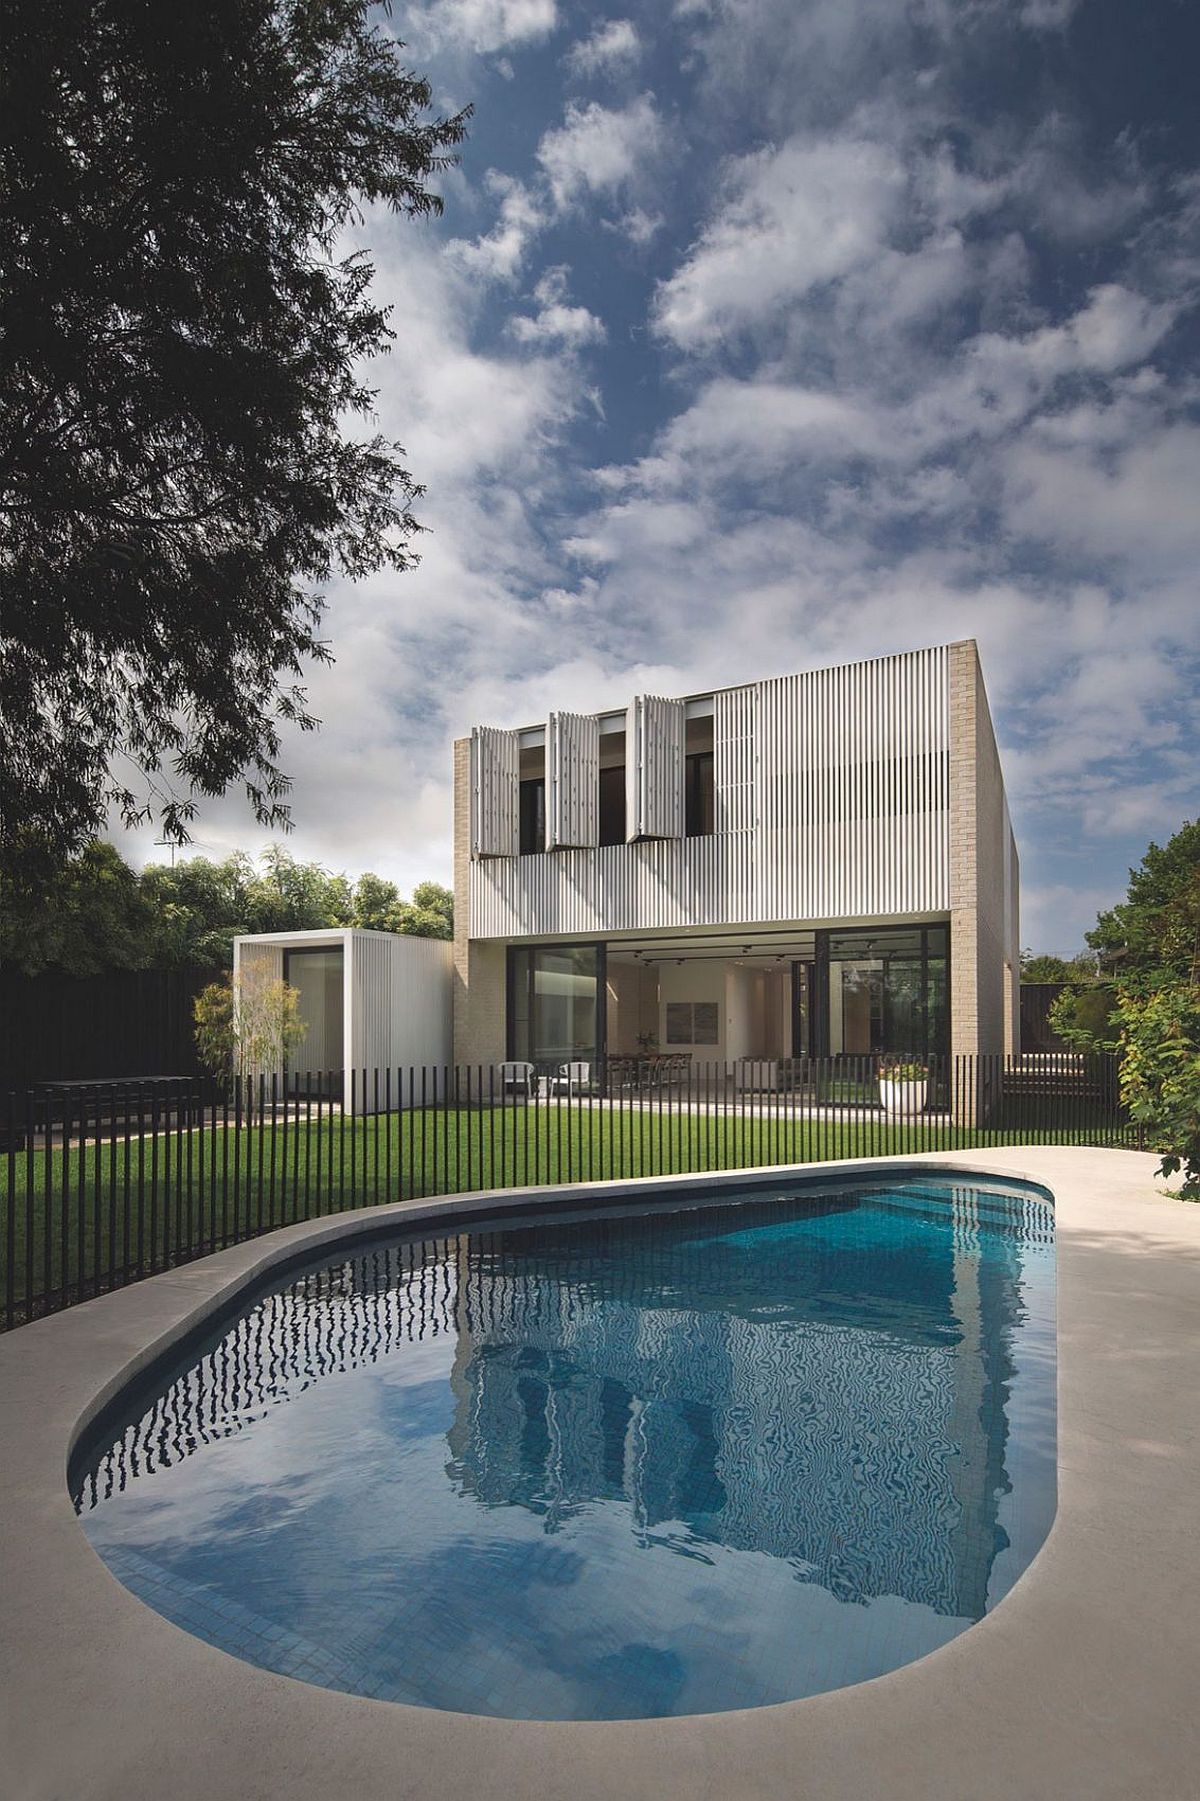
72,1174,1056,1720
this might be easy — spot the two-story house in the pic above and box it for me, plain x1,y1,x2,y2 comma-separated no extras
453,640,1018,1079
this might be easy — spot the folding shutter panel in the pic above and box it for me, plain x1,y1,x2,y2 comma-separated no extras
625,694,685,840
546,711,600,848
470,726,519,857
714,686,756,832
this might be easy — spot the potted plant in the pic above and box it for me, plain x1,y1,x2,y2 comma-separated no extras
877,1057,928,1116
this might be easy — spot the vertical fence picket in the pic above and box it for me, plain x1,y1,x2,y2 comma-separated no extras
149,1087,162,1276
309,1066,320,1224
135,1089,148,1281
407,1067,415,1201
93,1088,104,1300
252,1075,263,1235
268,1074,278,1229
58,1091,71,1312
75,1091,87,1305
385,1068,392,1201
182,1085,193,1269
24,1091,35,1321
216,1082,227,1251
5,1092,15,1330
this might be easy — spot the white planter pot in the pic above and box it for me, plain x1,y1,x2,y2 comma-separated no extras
878,1078,928,1116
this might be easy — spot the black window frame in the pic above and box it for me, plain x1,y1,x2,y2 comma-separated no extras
685,750,715,837
598,766,626,846
805,923,950,1062
506,940,608,1075
518,778,545,856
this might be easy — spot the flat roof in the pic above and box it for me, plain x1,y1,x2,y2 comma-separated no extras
492,638,976,738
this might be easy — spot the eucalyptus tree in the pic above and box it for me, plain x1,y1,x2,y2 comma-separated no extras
0,0,468,882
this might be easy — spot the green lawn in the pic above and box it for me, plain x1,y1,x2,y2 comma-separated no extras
1,1098,1134,1325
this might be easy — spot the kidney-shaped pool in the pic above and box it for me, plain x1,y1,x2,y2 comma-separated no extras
71,1174,1056,1720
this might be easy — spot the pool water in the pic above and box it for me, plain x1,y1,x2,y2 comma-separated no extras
73,1176,1056,1720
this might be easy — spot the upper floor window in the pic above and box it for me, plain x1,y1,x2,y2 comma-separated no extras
598,765,626,845
519,778,545,854
686,751,714,836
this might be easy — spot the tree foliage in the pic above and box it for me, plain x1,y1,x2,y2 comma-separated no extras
0,0,468,880
1087,821,1200,989
1019,949,1097,983
1115,987,1200,1197
0,841,451,974
1074,821,1200,1193
0,840,152,976
1047,984,1118,1053
349,872,452,937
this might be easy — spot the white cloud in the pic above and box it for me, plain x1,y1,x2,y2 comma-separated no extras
447,172,545,281
654,136,905,347
402,0,557,54
660,380,895,471
610,205,663,244
510,268,606,347
537,95,664,213
564,18,642,77
1003,423,1200,569
448,95,666,281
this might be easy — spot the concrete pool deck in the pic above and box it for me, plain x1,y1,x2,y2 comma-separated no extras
1,1145,1197,1801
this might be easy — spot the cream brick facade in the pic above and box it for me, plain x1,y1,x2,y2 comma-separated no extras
454,736,508,1067
948,642,1020,1061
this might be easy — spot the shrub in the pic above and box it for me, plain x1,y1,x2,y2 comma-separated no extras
877,1059,927,1081
194,972,307,1086
1116,987,1200,1197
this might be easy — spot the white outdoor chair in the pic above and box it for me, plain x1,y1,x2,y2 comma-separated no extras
552,1060,591,1096
497,1060,536,1098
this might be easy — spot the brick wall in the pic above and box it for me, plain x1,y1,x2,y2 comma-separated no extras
453,736,507,1066
949,641,1018,1059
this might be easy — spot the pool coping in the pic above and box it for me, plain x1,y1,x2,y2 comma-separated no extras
2,1146,1198,1801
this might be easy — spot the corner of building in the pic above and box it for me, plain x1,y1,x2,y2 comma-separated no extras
453,735,506,1070
948,641,1018,1061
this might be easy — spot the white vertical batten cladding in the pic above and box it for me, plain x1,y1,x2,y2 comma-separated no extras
470,726,519,858
468,646,951,937
546,711,600,849
233,930,453,1111
626,695,685,840
349,933,453,1085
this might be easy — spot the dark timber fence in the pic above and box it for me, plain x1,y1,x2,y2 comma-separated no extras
2,1052,1138,1330
0,964,216,1089
1019,983,1070,1054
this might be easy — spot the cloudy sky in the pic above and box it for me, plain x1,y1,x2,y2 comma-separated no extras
118,0,1199,952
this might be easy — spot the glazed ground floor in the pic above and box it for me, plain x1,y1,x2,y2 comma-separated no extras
455,919,986,1074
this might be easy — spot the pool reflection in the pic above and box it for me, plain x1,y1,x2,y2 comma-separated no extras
74,1180,1056,1719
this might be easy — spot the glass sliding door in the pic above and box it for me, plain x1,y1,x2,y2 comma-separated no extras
821,925,949,1062
282,947,344,1097
508,944,605,1072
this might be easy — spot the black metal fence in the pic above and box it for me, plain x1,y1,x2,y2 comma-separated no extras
2,1052,1138,1331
